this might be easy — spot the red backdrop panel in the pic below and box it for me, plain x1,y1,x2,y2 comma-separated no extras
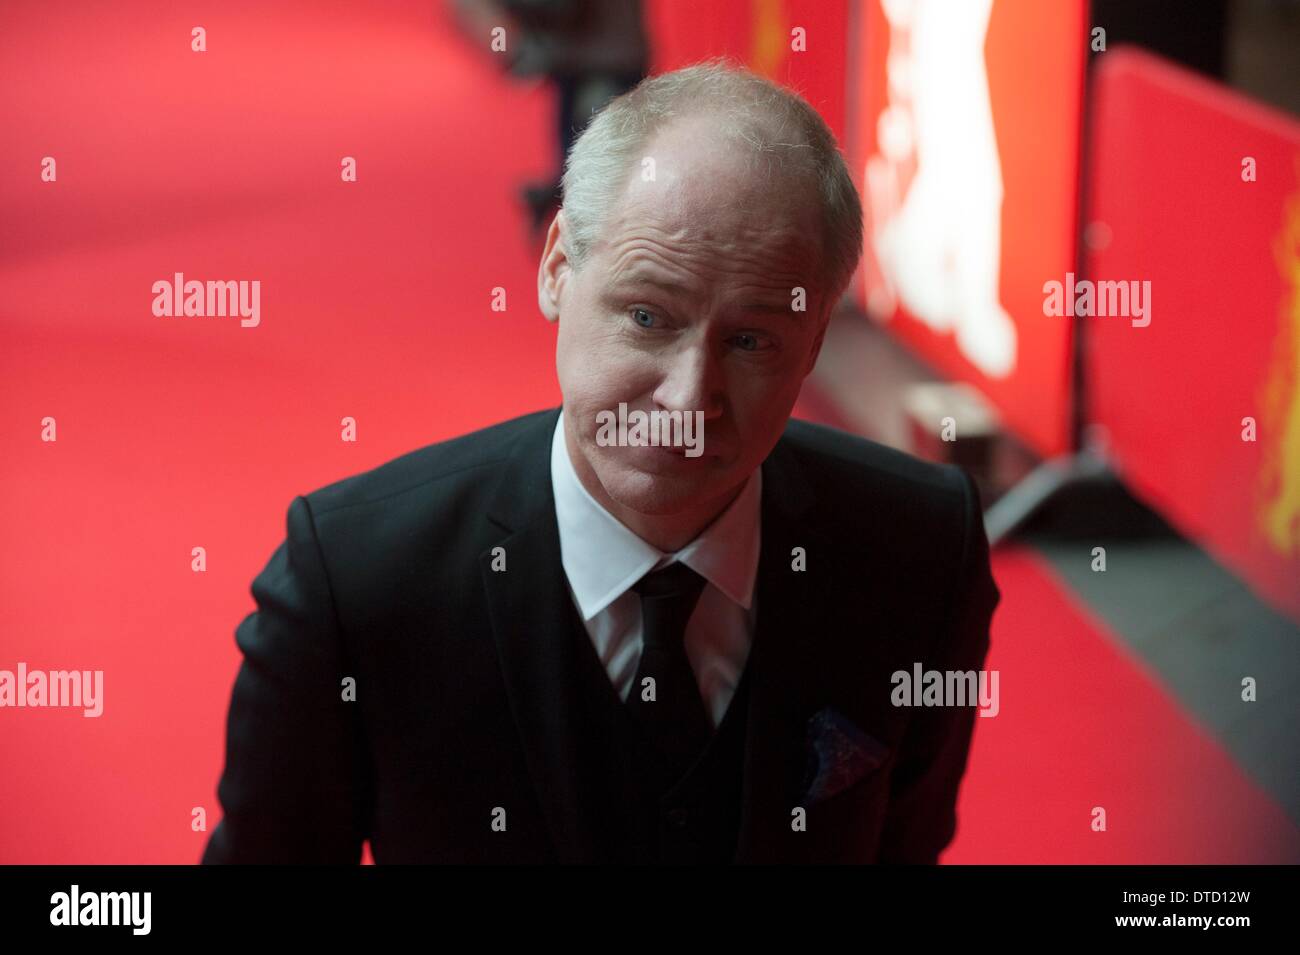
1085,47,1300,624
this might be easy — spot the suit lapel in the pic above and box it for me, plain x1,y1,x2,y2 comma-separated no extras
479,406,613,863
733,430,839,863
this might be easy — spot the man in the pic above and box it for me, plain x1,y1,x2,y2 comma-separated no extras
201,60,1000,865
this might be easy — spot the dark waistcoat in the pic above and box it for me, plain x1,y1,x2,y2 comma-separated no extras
563,597,754,864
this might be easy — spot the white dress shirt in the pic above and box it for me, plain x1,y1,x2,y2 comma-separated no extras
550,410,762,728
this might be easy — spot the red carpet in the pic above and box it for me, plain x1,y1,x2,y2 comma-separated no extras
1,0,560,864
945,547,1300,863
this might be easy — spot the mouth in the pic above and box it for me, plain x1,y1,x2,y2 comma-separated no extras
624,442,708,466
655,440,711,457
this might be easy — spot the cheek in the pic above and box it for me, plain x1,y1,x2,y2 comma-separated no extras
555,315,602,389
727,387,799,449
561,326,656,394
558,342,625,418
720,365,795,414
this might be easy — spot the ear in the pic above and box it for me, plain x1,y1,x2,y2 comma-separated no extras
537,210,570,323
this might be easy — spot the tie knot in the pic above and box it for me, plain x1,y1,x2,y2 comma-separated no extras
633,561,707,602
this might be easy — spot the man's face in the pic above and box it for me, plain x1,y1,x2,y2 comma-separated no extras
539,114,829,519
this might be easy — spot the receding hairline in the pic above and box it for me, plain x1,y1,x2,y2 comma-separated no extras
590,102,825,218
558,58,863,309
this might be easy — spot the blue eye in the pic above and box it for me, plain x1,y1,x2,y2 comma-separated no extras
733,332,776,352
630,307,657,328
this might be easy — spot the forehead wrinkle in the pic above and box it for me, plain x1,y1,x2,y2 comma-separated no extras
599,185,821,305
610,247,806,300
606,238,707,289
606,236,816,313
605,218,814,278
620,174,813,245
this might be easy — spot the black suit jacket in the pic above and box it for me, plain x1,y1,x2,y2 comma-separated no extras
201,405,999,864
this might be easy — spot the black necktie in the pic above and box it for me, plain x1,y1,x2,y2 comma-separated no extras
626,562,713,783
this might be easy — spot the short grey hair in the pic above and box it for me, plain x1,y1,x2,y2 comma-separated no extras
559,56,864,318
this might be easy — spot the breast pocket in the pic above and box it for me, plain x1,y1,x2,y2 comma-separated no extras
801,753,898,862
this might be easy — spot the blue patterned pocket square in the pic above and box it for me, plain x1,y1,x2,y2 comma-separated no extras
799,706,890,806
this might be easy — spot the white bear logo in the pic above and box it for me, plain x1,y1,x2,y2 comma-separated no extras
865,0,1017,377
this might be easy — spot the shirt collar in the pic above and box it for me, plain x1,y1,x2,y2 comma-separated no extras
550,409,762,621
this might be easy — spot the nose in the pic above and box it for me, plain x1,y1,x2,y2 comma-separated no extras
652,336,724,420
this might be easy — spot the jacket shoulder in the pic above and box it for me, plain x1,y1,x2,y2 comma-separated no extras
780,416,964,502
776,416,978,576
302,407,556,517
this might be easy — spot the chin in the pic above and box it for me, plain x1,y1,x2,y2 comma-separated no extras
600,465,710,517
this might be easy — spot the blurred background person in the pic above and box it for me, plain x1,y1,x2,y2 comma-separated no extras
453,0,650,233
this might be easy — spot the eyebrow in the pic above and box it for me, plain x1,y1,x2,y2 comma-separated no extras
613,275,803,322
